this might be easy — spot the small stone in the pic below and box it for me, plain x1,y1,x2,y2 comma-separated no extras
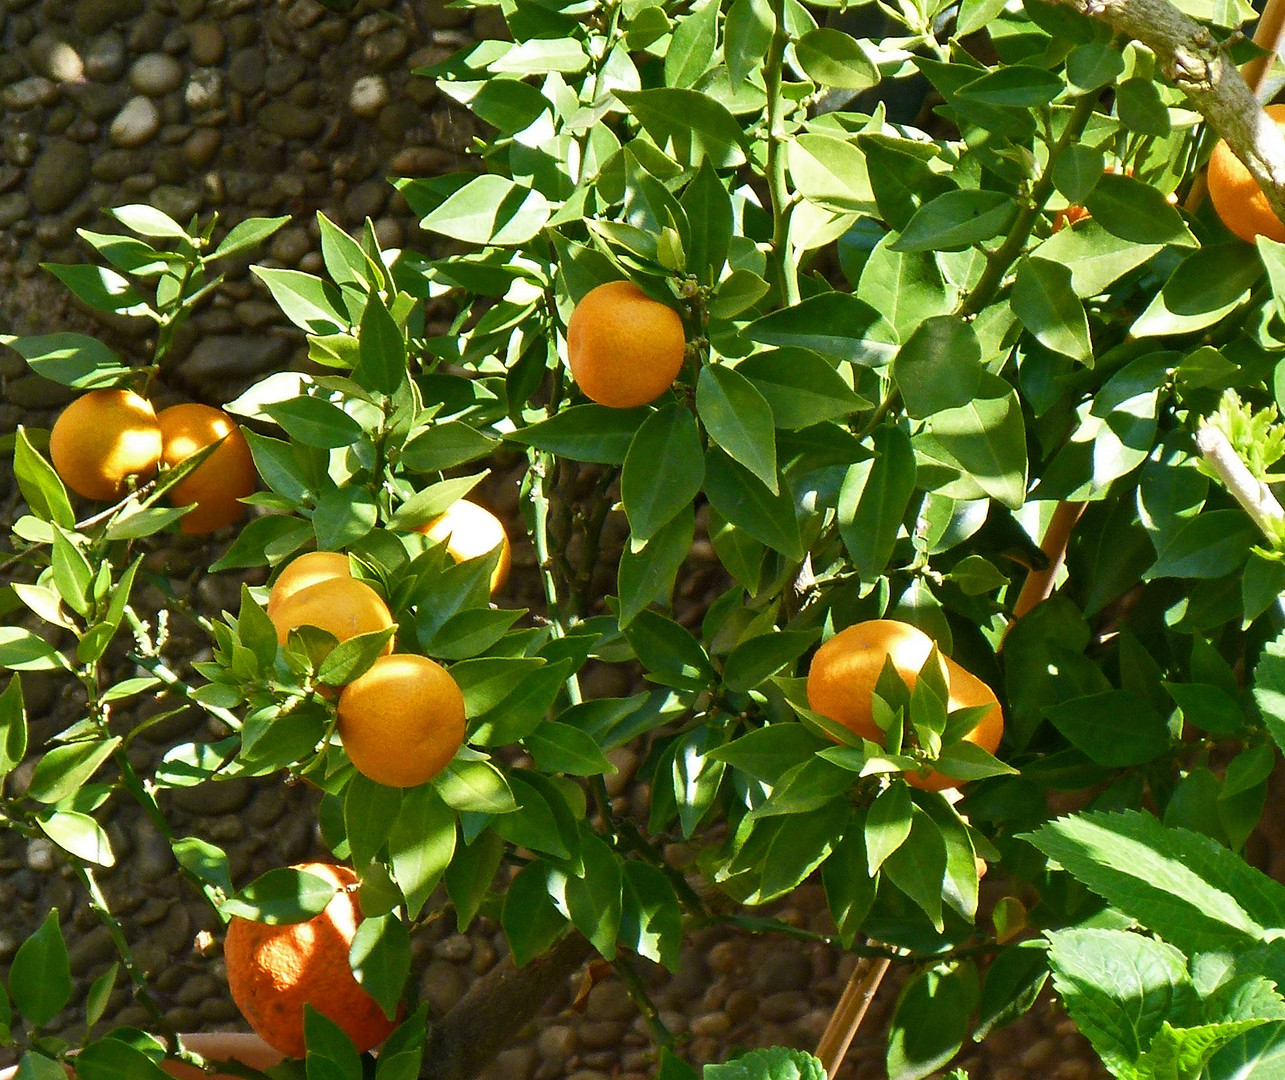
91,148,146,182
362,27,409,71
127,10,167,51
433,934,473,962
286,0,325,29
35,40,84,82
109,95,161,147
389,145,454,176
758,991,807,1023
186,22,225,65
586,979,637,1022
349,74,388,118
477,1046,536,1080
74,0,142,35
342,179,387,224
256,102,322,139
226,47,265,94
25,838,56,871
82,31,127,80
753,949,813,994
579,1020,628,1050
0,192,29,228
3,76,57,109
264,56,306,95
182,127,220,168
176,973,219,1007
185,68,222,112
68,925,116,971
420,958,467,1014
690,1012,731,1038
170,776,251,815
536,1025,577,1069
130,52,184,96
28,139,91,213
268,224,310,265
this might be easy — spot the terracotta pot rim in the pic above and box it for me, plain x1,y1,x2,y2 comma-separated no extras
0,1031,284,1078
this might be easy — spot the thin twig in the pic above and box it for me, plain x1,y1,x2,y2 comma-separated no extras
1196,422,1285,539
814,956,893,1078
1007,501,1088,628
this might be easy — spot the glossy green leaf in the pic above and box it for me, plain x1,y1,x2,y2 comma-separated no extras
697,365,778,493
621,404,704,542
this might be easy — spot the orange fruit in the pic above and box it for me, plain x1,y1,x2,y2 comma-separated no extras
336,653,466,788
268,575,394,654
904,657,1004,793
565,280,687,409
267,551,353,619
806,620,939,742
157,403,257,534
417,499,511,594
224,862,398,1059
1208,104,1285,244
805,619,1004,791
49,388,163,501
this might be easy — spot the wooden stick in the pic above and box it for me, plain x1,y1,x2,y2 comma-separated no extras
1006,501,1088,629
1242,0,1285,101
814,956,893,1078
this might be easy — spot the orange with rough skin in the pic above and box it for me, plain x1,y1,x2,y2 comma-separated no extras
1208,104,1285,244
566,280,687,409
223,862,398,1059
417,499,511,594
266,551,353,619
267,575,394,654
806,619,1004,791
157,403,257,534
49,388,163,501
336,653,466,788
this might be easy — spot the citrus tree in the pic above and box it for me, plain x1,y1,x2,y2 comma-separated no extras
6,0,1285,1077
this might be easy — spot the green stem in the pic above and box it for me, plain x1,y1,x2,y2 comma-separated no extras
957,90,1101,317
764,0,799,307
74,863,174,1034
614,954,675,1051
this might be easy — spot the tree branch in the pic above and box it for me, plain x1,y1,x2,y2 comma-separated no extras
1051,0,1285,223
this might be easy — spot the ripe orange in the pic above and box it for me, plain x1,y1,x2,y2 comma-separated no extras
336,653,466,788
1208,104,1285,244
805,619,1004,791
565,280,687,409
157,403,257,534
417,499,511,594
267,551,353,619
806,620,939,742
268,575,395,654
224,862,398,1059
49,388,163,501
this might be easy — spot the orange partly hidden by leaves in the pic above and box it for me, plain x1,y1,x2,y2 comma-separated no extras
1208,103,1285,244
337,653,466,788
223,862,398,1059
49,388,163,501
418,499,511,594
267,575,394,654
157,403,257,534
806,618,1003,791
566,280,687,409
266,551,353,619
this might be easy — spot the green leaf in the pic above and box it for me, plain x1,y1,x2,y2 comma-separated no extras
617,506,693,628
10,909,71,1027
887,962,980,1080
345,774,403,869
524,721,614,776
313,486,381,551
745,292,884,363
892,191,1020,253
489,37,589,74
724,0,774,87
27,737,121,804
621,861,683,970
85,961,118,1030
723,630,818,693
1253,630,1285,757
1012,258,1093,364
511,404,647,465
42,263,149,316
0,676,29,780
1046,928,1198,1075
708,723,827,783
402,422,499,473
704,448,803,559
1132,244,1262,337
704,1047,826,1080
212,214,290,260
111,203,188,238
893,316,983,418
444,828,505,931
0,333,133,388
1206,1021,1285,1079
1036,219,1164,299
957,64,1064,106
625,610,716,690
388,784,456,919
304,1006,362,1079
622,404,704,543
13,428,74,529
1135,1020,1270,1080
491,772,573,860
974,942,1050,1041
1043,690,1171,766
1165,681,1246,736
681,161,734,286
263,396,364,449
221,866,338,924
356,291,407,397
565,827,623,958
37,810,114,866
350,914,411,1021
866,783,914,875
172,835,233,894
1145,510,1258,581
419,174,551,246
822,817,878,947
1025,811,1285,954
1084,172,1198,247
860,135,957,233
697,365,778,493
0,627,68,673
882,806,948,931
664,0,718,87
1116,77,1172,137
434,758,517,815
718,799,847,905
736,350,869,429
250,267,348,334
502,860,567,967
615,89,749,168
795,29,879,90
838,424,917,581
72,1038,171,1080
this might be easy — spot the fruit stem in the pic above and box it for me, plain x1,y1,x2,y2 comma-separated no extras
957,89,1101,318
764,0,800,308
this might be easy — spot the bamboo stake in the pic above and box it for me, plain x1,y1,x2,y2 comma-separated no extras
814,956,893,1078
